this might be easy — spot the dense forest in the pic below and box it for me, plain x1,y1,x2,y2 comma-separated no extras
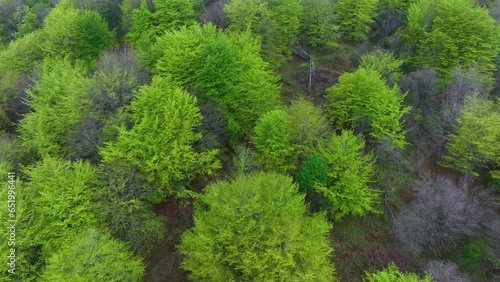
0,0,499,281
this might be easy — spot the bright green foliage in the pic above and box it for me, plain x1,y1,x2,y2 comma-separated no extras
0,162,24,280
19,58,90,158
299,0,339,48
153,25,281,144
194,35,240,99
403,0,434,46
21,157,97,259
120,0,143,33
286,98,330,161
296,154,329,194
326,68,409,149
179,172,337,281
253,109,294,173
13,7,36,39
316,130,377,221
41,228,144,282
225,0,302,66
359,49,403,86
152,0,196,31
407,0,500,75
101,76,221,202
335,0,379,41
153,24,218,87
0,31,43,129
0,30,43,74
74,10,116,61
444,98,500,180
222,31,282,143
267,0,303,64
41,3,114,61
364,263,433,281
127,1,155,67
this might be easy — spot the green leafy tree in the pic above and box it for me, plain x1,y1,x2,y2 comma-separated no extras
299,0,339,48
126,1,155,68
0,157,97,280
19,58,91,158
41,2,114,61
221,31,282,143
179,172,337,281
100,76,221,202
326,67,409,149
41,228,144,281
120,0,143,34
335,0,379,41
22,157,98,259
194,35,240,99
153,24,218,87
74,10,116,61
225,0,302,66
13,6,36,39
406,0,500,75
443,98,500,180
153,25,281,144
152,0,196,31
364,263,433,281
316,130,377,221
359,49,403,86
96,162,166,256
296,154,329,194
0,31,43,132
252,109,294,172
286,98,330,162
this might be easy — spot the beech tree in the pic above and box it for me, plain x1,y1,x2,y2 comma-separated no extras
316,130,377,221
100,76,221,202
364,263,433,281
19,58,91,158
224,0,302,66
335,0,379,41
405,0,500,75
1,157,98,280
126,1,154,67
179,172,337,281
41,2,115,62
41,228,144,281
152,0,196,31
326,67,409,149
95,162,166,256
286,98,330,162
443,97,500,180
359,49,403,87
299,0,339,48
153,24,281,144
252,109,294,173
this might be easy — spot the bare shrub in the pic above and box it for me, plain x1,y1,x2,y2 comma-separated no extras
393,173,497,256
425,261,471,282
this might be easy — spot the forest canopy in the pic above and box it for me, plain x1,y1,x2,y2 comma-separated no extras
1,0,500,281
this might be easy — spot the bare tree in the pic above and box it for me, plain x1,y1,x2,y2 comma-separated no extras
441,66,489,132
393,173,497,256
425,261,471,282
200,0,228,28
